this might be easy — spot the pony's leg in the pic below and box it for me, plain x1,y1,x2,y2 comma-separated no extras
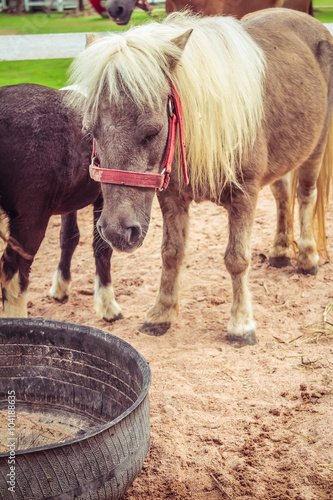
269,174,293,268
141,191,190,336
297,159,322,275
1,249,30,317
93,196,123,322
225,191,258,346
1,219,48,317
49,212,79,301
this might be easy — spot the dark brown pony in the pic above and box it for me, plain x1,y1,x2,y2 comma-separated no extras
106,0,312,25
0,84,122,321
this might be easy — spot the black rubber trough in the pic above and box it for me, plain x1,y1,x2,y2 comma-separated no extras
0,318,151,499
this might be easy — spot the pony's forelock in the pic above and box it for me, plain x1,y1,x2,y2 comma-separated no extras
67,12,266,196
67,25,183,118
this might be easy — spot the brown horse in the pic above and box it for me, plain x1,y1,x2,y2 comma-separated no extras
167,0,312,17
0,84,122,321
67,9,333,345
106,0,312,26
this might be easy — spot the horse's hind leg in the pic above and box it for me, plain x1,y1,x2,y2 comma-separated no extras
295,116,333,275
269,174,293,268
1,248,30,317
49,212,79,301
93,196,123,321
141,190,190,336
1,218,48,317
297,156,323,275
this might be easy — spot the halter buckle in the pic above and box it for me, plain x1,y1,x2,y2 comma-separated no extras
168,98,174,118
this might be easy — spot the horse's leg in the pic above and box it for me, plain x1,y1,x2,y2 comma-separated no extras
1,218,48,317
225,190,258,346
49,212,79,301
269,174,293,268
93,196,123,321
1,249,30,317
141,190,190,336
297,156,323,275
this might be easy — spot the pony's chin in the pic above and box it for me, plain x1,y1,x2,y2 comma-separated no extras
112,19,128,25
109,237,144,254
108,13,131,25
116,243,143,254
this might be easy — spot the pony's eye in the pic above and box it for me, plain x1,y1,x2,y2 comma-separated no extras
142,130,160,145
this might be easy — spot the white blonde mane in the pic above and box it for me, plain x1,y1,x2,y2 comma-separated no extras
68,12,266,196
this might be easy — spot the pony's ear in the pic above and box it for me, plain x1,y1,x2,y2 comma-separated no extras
169,28,193,71
85,33,101,48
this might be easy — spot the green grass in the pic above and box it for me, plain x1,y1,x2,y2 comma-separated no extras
315,10,333,23
314,0,333,6
313,0,333,23
0,58,72,88
0,11,155,35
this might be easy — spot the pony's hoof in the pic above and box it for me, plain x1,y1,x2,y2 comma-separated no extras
226,331,257,346
140,322,171,336
104,312,124,323
52,295,68,304
269,256,290,268
298,265,318,276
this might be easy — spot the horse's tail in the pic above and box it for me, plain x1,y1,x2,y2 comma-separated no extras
0,209,8,254
309,0,313,16
0,209,32,260
291,113,333,259
315,114,333,258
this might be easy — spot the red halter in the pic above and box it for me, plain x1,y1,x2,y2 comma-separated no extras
89,84,188,190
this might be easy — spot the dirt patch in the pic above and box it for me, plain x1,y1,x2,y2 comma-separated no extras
0,29,22,35
2,186,333,499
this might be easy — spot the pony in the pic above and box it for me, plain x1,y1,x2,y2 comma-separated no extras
0,83,122,322
105,0,312,26
67,9,333,345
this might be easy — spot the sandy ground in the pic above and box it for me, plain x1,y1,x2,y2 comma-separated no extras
3,185,333,499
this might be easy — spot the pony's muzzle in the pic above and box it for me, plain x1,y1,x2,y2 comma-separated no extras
105,0,131,25
97,217,143,252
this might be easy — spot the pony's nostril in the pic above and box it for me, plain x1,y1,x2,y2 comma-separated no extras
115,6,124,17
97,217,142,250
125,223,142,245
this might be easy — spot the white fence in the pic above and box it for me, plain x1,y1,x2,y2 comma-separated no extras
0,0,79,11
1,32,91,60
23,0,77,11
1,24,333,62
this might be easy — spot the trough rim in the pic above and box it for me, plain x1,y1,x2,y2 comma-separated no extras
0,317,151,457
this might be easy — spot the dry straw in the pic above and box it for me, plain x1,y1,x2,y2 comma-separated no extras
289,303,333,344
